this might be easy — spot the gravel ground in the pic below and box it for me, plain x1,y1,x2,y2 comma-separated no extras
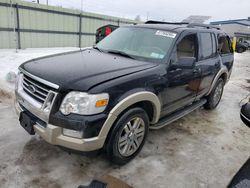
0,52,249,188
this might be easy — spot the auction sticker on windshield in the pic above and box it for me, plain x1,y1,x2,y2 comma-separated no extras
155,30,177,38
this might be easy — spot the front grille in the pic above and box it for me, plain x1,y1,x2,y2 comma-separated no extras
22,74,52,104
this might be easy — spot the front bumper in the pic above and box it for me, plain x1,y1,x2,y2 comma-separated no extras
15,99,106,152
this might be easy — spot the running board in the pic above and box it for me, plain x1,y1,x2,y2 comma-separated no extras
150,99,207,130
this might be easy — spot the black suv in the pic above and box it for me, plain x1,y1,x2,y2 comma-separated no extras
15,21,234,164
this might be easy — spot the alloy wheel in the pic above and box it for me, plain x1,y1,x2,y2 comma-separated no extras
118,117,146,157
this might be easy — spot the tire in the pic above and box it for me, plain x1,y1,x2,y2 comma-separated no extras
237,47,244,53
106,107,149,165
204,78,224,110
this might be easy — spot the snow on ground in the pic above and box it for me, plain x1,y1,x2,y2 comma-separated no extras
0,52,249,188
0,47,79,100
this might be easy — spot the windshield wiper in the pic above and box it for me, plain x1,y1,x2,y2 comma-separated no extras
93,46,104,52
106,50,135,60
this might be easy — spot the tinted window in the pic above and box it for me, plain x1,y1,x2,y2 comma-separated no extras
218,36,231,54
170,34,198,65
200,33,213,59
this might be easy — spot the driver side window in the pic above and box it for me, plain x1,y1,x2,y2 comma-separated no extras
171,34,198,64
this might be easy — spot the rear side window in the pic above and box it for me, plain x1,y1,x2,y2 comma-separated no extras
218,36,232,54
200,32,213,59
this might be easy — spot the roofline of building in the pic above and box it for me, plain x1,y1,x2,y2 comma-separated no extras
210,20,250,27
235,32,250,36
210,18,248,24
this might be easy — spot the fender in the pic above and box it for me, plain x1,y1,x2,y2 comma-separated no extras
97,91,161,146
206,66,228,96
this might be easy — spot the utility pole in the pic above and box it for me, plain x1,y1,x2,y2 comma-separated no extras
81,0,83,12
46,0,48,5
37,0,39,4
10,0,18,52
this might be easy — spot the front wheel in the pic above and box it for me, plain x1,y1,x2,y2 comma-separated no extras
204,78,224,110
106,107,149,165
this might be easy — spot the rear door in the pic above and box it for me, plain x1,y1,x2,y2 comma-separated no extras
218,34,234,76
195,32,221,97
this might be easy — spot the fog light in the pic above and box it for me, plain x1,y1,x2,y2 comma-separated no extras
62,128,83,138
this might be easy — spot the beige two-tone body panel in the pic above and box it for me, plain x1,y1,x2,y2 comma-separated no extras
15,84,161,151
97,91,162,143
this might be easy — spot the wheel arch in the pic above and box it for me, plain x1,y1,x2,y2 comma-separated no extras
219,72,228,84
206,68,228,96
97,91,161,146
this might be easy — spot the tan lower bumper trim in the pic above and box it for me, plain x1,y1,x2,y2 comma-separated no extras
15,99,105,152
34,124,105,151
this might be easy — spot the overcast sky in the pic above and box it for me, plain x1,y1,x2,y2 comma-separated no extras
23,0,249,22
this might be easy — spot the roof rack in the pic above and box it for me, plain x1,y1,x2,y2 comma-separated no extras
145,20,189,25
187,23,220,30
145,20,221,30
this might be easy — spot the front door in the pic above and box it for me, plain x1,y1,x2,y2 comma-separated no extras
161,32,201,117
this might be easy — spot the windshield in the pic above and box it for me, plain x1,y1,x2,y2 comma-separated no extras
96,27,176,62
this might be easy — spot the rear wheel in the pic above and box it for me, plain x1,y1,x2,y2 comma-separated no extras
106,107,149,165
204,78,224,110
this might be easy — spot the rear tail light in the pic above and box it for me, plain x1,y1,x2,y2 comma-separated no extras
105,27,112,36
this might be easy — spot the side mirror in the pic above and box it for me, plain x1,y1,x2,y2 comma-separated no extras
171,57,196,69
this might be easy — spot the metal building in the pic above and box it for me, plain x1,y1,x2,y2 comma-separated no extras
210,18,250,41
0,0,137,49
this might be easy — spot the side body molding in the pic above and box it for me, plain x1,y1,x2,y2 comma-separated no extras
97,91,161,146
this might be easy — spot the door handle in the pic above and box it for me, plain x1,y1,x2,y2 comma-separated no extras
193,68,201,74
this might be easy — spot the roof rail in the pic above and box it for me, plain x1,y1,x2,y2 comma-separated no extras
145,20,189,25
187,23,220,30
145,20,221,30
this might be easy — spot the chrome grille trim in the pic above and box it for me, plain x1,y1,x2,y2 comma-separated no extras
19,67,59,89
23,76,49,93
21,73,49,103
22,83,46,102
16,70,58,123
23,80,47,97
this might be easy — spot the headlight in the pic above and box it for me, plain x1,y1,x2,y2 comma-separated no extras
60,92,109,115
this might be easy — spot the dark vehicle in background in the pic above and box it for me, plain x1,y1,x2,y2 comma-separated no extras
228,99,250,188
243,40,250,49
236,42,248,53
15,21,234,164
241,100,250,127
96,24,118,43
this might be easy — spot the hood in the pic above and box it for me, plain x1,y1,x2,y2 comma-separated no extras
20,49,158,91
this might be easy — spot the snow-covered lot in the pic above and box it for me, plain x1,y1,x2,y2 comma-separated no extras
0,50,250,188
0,48,79,99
